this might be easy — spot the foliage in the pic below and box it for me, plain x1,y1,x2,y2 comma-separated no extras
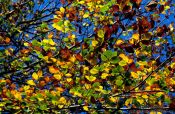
0,0,175,113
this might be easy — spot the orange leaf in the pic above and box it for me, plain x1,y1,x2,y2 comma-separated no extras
5,37,10,43
48,32,54,39
48,66,59,74
75,53,84,62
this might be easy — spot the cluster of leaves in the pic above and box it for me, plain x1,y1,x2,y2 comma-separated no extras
0,0,175,113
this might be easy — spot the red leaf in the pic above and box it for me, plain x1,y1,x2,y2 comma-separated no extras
90,96,96,104
123,5,131,13
60,0,65,4
60,48,71,59
75,53,84,62
112,5,119,12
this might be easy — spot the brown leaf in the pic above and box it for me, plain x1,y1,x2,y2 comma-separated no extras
75,53,84,62
60,0,65,4
60,48,71,59
112,5,119,12
145,1,157,11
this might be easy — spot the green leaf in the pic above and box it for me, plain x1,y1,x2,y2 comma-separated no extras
115,79,123,86
100,5,109,13
92,82,100,88
97,29,105,38
119,60,127,66
110,57,120,64
32,39,41,46
101,54,108,61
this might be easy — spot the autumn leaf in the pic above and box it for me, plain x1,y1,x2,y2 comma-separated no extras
83,106,89,111
97,29,105,38
48,32,54,39
27,80,36,86
85,75,96,82
54,73,62,80
131,72,139,78
90,68,99,75
48,66,59,74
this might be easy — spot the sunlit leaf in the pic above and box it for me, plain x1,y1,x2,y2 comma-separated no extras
32,72,39,80
60,7,65,13
83,106,89,111
92,40,98,47
101,73,109,79
97,29,105,38
131,72,139,78
58,97,67,104
48,32,54,39
90,68,99,75
27,80,36,86
85,75,96,82
54,73,62,80
49,66,59,74
118,60,127,66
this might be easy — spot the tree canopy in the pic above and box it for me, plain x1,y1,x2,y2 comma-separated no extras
0,0,175,113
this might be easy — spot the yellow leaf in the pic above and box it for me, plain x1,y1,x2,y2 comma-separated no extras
97,29,104,38
90,68,99,74
43,39,49,43
14,92,22,100
65,73,72,77
137,61,147,66
83,13,89,18
79,1,85,4
69,55,76,63
137,98,144,104
164,6,170,10
116,39,124,45
92,40,98,47
84,83,91,89
83,106,89,111
23,86,30,91
109,96,117,102
85,75,96,82
49,66,59,74
54,73,62,80
118,60,127,66
170,62,175,69
101,73,109,79
72,34,76,39
48,39,56,46
58,105,64,109
52,23,63,31
59,97,67,104
27,80,36,86
60,7,65,13
142,95,148,99
67,78,72,82
119,54,129,62
132,33,139,40
37,70,43,77
32,72,39,80
131,72,139,78
125,98,132,106
64,20,70,26
150,111,157,114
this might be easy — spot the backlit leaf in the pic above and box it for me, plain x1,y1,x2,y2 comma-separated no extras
49,66,59,74
32,72,39,80
97,29,105,38
83,106,89,111
131,72,139,78
54,73,62,80
90,68,99,75
27,80,36,86
85,75,96,82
